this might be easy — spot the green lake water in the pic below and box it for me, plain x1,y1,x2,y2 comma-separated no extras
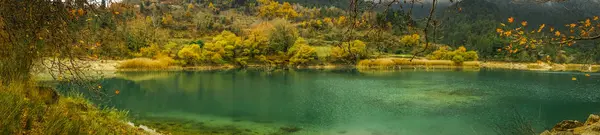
73,69,600,135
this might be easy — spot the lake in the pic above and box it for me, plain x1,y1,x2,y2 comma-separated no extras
77,69,600,135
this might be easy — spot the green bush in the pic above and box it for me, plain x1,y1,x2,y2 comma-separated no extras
452,55,465,64
517,51,536,62
465,51,479,61
268,19,298,53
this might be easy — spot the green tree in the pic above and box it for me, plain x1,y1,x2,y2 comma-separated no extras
178,44,202,66
268,19,298,53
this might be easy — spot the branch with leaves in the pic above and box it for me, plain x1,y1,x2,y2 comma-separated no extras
497,16,600,61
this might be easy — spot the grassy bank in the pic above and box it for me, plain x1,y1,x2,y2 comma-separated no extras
357,58,480,70
84,58,600,73
0,82,150,134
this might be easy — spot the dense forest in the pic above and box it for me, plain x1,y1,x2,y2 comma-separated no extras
10,0,600,66
7,0,594,70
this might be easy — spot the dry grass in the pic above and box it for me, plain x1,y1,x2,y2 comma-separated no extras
0,83,145,134
593,65,600,71
527,64,544,69
117,57,176,70
357,58,479,69
564,64,587,71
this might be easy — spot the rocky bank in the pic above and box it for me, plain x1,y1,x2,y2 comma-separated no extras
541,114,600,135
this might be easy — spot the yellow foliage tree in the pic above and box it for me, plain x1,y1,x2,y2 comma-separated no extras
257,0,299,19
177,44,202,65
330,40,368,63
288,38,317,66
244,22,273,59
400,34,421,46
202,31,245,65
427,46,478,63
135,43,164,58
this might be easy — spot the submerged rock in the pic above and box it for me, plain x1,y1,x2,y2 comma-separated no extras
280,126,302,133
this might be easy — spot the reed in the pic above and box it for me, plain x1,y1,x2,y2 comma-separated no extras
117,57,175,70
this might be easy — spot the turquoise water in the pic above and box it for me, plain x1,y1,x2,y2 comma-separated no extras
86,69,600,134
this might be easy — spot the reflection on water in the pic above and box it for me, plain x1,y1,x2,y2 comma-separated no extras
87,69,600,134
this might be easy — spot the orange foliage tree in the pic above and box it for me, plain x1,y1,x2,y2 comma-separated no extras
497,16,600,62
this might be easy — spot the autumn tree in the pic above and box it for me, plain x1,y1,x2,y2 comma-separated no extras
268,19,299,53
257,0,299,19
288,38,317,66
330,40,368,63
0,0,100,85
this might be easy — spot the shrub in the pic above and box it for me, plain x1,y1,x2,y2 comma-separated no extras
330,40,368,63
133,43,167,58
210,53,225,64
257,0,299,19
516,51,536,62
126,16,169,51
452,55,465,64
465,51,479,61
288,38,317,66
427,46,479,64
177,44,202,66
202,31,243,65
400,34,420,46
363,31,400,53
427,46,451,60
268,19,298,53
163,42,179,57
244,22,272,58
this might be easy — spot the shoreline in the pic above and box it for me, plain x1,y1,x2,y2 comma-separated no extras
34,60,600,81
71,60,600,72
480,61,600,72
110,60,599,72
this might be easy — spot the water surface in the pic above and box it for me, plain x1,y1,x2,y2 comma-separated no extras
88,69,600,135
